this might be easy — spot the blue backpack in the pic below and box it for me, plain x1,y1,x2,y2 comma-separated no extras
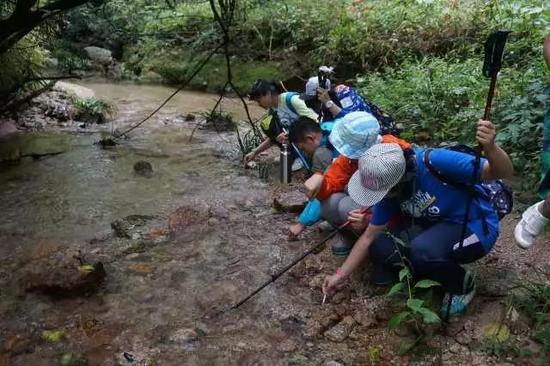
334,85,401,136
424,145,513,220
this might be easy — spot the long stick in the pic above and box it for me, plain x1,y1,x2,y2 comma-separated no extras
445,30,509,322
231,220,351,310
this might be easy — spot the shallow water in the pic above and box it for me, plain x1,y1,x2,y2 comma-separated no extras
1,81,344,365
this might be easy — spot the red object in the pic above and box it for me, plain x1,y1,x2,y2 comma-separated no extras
316,135,412,201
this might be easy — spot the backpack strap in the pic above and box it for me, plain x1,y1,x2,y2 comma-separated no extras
423,149,477,193
284,92,298,115
423,149,489,234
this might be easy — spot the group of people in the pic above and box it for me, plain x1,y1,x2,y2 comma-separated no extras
243,36,549,317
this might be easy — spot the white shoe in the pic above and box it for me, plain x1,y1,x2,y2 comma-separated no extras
514,201,548,249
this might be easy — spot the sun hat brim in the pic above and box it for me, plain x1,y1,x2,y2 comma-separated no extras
347,169,392,208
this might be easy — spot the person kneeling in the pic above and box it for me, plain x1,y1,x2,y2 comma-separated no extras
323,120,514,316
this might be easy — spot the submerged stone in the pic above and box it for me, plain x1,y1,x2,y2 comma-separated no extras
134,160,153,178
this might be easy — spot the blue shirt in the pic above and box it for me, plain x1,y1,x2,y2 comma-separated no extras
371,147,499,250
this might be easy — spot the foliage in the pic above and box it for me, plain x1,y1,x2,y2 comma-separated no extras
198,108,236,131
514,276,550,358
357,60,549,188
72,96,116,123
385,232,441,354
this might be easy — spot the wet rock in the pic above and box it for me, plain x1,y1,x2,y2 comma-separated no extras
331,291,349,305
309,274,325,289
60,353,88,366
210,206,230,220
142,71,163,83
185,113,196,121
134,160,153,178
324,316,356,342
455,330,473,345
130,263,155,275
508,307,530,334
167,204,210,234
303,255,323,273
22,255,106,297
83,46,113,66
111,214,156,239
277,339,298,353
53,81,95,99
0,119,18,138
303,319,323,339
287,354,310,366
272,189,307,213
2,334,31,356
477,269,519,297
352,311,377,328
169,328,199,344
449,342,468,354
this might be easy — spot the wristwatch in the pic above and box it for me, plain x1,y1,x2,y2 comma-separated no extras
325,100,335,108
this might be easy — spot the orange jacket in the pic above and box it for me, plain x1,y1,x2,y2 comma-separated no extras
316,135,412,201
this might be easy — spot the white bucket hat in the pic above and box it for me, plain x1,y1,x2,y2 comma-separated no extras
348,143,406,207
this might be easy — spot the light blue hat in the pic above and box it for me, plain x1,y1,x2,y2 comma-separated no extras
329,111,381,159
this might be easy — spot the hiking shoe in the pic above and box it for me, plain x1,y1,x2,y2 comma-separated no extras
514,201,548,249
331,236,353,257
440,287,476,317
317,220,334,233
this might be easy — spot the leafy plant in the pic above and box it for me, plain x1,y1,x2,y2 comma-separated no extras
72,97,116,124
513,276,550,358
385,232,441,353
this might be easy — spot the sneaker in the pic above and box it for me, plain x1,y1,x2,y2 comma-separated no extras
514,201,548,249
331,235,353,257
440,287,476,317
317,220,334,233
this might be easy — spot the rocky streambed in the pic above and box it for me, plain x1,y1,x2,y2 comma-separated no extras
0,81,548,366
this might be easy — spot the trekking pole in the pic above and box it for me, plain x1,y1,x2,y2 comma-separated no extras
445,29,510,321
231,210,367,310
281,127,312,173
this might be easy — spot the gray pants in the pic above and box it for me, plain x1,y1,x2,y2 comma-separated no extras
321,192,362,246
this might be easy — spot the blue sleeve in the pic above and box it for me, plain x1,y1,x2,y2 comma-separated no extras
371,198,399,226
298,199,322,226
429,149,487,185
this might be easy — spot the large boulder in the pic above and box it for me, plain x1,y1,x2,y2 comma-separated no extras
53,81,95,99
21,251,106,297
83,46,113,66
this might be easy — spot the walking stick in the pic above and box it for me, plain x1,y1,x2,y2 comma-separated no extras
445,30,510,321
231,209,366,310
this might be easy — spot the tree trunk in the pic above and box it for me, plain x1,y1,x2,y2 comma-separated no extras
0,0,91,56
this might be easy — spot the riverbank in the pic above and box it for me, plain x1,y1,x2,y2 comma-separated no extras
0,80,548,365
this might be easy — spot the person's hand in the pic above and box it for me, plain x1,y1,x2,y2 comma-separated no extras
288,222,306,240
276,132,288,144
347,209,369,231
317,88,331,104
322,270,347,297
476,119,496,151
244,151,256,163
304,174,324,198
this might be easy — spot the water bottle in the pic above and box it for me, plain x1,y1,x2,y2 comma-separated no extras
280,143,291,184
